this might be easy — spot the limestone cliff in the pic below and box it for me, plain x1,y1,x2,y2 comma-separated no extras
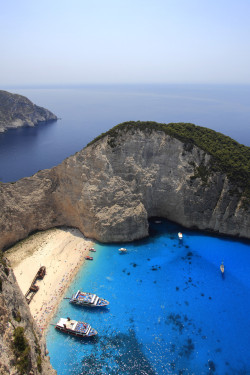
0,255,56,374
0,90,57,132
0,122,249,251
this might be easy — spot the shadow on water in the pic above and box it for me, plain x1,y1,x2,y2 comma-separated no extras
69,303,110,315
56,330,99,346
78,328,156,375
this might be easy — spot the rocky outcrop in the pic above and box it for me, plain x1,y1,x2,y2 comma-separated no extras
0,123,249,250
0,256,56,374
0,90,57,132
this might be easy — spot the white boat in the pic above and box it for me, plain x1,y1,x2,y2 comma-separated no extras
178,232,183,239
220,262,224,274
119,248,127,252
69,290,109,307
55,317,97,337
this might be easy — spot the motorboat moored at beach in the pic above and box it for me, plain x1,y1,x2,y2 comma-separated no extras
119,248,127,252
89,248,96,252
178,232,183,240
69,290,109,307
55,317,97,337
85,256,93,260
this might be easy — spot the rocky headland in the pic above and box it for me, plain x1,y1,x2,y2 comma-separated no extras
0,255,56,375
0,90,57,132
0,121,249,251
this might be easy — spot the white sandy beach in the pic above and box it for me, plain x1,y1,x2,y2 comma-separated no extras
6,227,94,334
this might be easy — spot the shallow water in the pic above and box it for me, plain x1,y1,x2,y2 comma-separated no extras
46,220,250,375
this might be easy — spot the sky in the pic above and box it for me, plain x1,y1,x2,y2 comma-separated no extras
1,0,250,85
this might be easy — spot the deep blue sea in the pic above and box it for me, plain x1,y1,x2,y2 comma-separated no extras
0,84,250,182
46,219,250,375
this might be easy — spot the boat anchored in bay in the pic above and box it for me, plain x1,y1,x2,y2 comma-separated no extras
85,256,93,260
220,262,225,276
178,232,183,240
119,248,127,252
69,290,109,307
55,317,97,337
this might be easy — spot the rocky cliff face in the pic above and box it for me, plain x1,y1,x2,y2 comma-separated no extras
0,256,56,374
0,125,249,251
0,90,57,132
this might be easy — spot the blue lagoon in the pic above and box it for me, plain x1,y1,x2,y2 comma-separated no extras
46,220,250,375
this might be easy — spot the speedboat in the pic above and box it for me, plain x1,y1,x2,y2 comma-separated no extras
220,262,224,274
85,256,93,260
119,248,127,252
89,248,96,252
55,317,97,337
69,290,109,307
178,232,183,239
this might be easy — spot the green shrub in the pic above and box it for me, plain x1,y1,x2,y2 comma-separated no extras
13,327,30,374
190,164,210,184
0,251,7,267
16,346,30,374
37,355,42,372
13,327,26,352
13,310,22,323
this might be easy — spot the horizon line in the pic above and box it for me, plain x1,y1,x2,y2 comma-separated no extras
2,82,250,89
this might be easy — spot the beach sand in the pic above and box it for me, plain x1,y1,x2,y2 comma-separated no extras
6,227,94,334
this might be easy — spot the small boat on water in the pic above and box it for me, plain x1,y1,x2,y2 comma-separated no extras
55,317,97,337
69,290,109,307
85,256,93,260
220,262,224,275
89,248,96,252
178,232,183,240
119,248,127,252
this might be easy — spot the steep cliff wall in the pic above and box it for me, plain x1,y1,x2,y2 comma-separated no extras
0,255,56,374
0,122,249,250
0,90,57,132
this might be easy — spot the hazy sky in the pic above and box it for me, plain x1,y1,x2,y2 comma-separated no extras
1,0,250,85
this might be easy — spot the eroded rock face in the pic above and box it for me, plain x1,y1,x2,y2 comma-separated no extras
0,127,249,250
0,90,57,132
0,258,56,374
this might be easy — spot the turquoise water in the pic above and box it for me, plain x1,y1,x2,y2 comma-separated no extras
46,220,250,375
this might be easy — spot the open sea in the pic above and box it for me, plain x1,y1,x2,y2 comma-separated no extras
0,84,250,182
1,84,250,374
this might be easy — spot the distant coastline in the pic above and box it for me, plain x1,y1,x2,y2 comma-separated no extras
0,84,249,183
0,90,57,133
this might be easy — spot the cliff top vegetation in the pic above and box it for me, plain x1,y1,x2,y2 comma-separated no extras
88,121,250,201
